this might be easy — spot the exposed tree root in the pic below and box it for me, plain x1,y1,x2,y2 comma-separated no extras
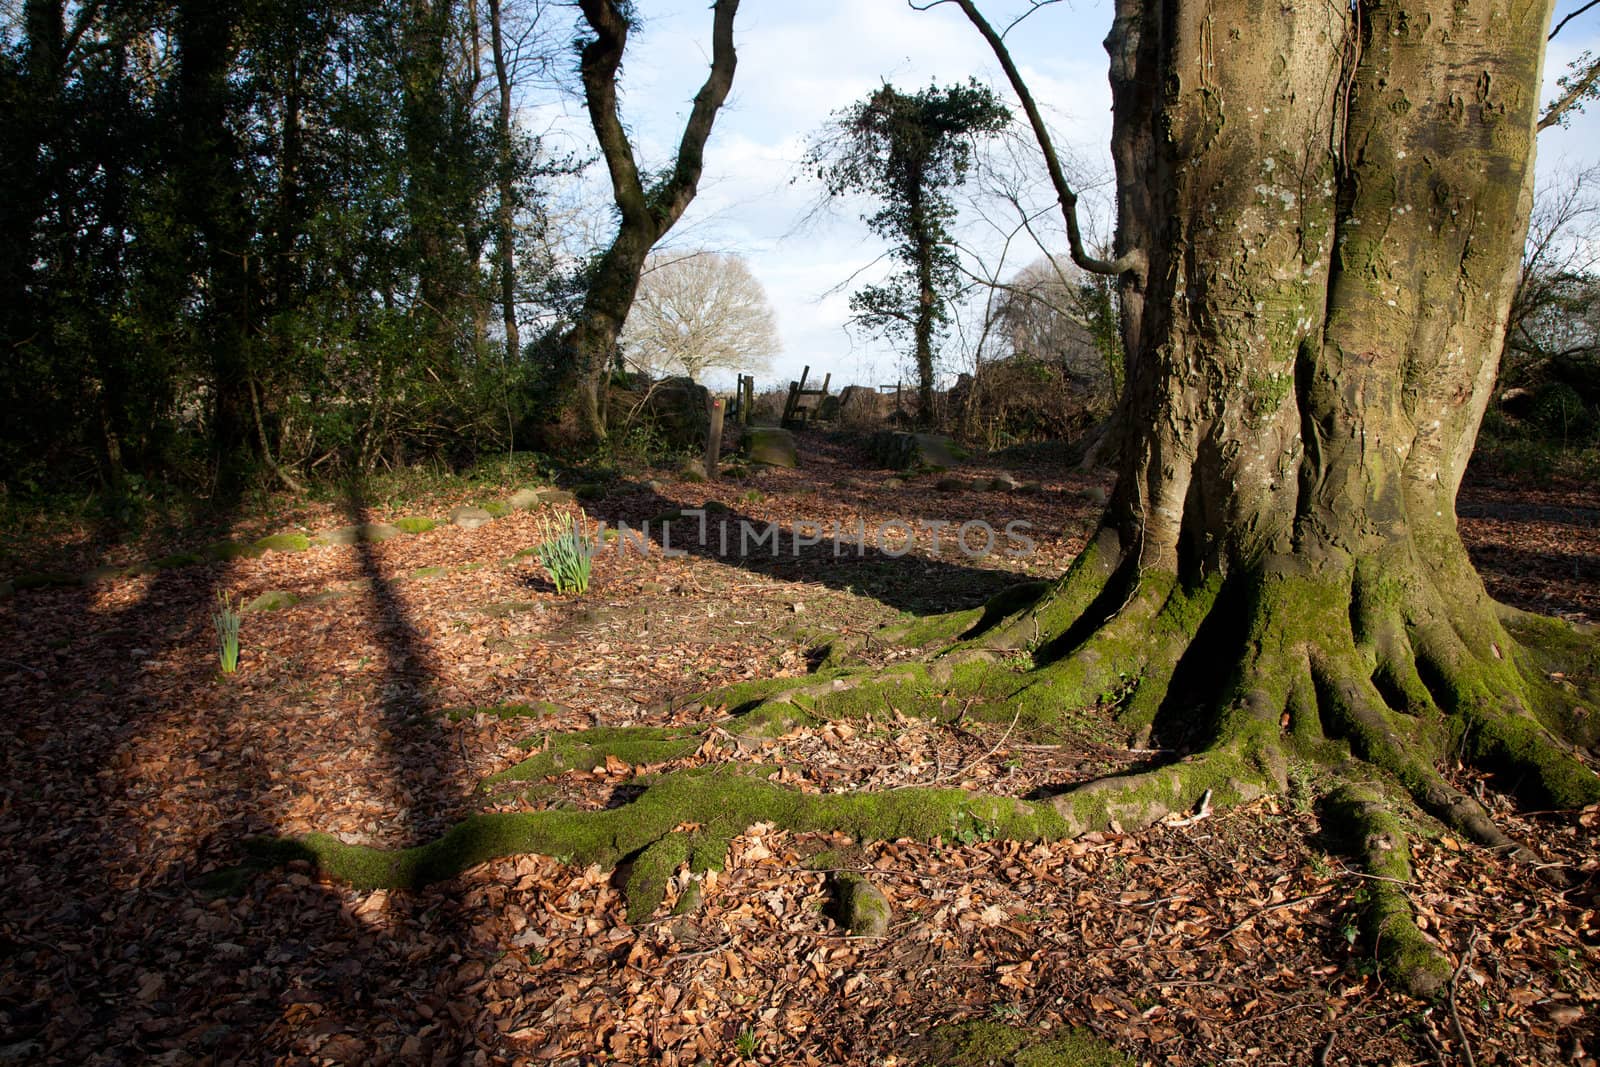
1322,783,1454,997
251,528,1600,999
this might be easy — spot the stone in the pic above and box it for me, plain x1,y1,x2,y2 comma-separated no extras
742,427,799,468
936,476,969,492
1018,481,1044,495
988,472,1020,491
314,523,401,545
1082,486,1108,506
537,489,576,506
245,590,299,613
868,430,958,471
679,457,709,482
450,507,494,529
507,488,543,511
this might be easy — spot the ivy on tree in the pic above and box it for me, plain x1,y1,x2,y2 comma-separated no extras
807,80,1010,425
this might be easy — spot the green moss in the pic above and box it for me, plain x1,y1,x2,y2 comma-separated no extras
690,675,805,715
486,726,702,785
671,879,704,916
1323,783,1452,997
482,501,511,518
410,565,450,579
880,607,984,649
254,532,311,553
395,517,438,534
1050,734,1277,837
832,871,891,936
624,832,694,922
1458,708,1600,808
259,767,1072,921
920,1022,1131,1067
245,590,300,613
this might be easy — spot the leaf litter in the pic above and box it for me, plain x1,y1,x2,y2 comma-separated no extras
0,434,1596,1065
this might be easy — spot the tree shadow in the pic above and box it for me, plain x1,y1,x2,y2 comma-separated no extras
570,485,1032,617
0,478,514,1062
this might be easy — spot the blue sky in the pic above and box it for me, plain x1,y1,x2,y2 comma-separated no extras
531,0,1600,392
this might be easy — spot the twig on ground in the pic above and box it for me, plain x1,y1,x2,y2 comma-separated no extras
1450,926,1481,1067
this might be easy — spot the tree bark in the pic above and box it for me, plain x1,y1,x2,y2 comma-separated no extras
175,0,258,472
948,0,1597,993
560,0,740,444
488,0,520,360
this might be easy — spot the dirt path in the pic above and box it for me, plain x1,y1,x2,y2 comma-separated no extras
0,434,1595,1065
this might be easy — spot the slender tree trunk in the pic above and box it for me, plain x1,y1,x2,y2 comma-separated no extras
488,0,520,360
909,171,938,427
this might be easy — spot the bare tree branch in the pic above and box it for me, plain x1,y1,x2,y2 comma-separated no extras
911,0,1145,282
1550,0,1600,40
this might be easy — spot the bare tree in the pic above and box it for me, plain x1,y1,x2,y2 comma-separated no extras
619,251,779,382
991,259,1118,402
556,0,741,443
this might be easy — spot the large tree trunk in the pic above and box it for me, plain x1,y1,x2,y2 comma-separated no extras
943,0,1596,992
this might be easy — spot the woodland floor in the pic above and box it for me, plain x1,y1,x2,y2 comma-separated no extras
0,433,1597,1066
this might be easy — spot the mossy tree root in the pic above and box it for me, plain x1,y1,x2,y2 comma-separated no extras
264,527,1599,1000
257,768,1079,924
1322,783,1454,996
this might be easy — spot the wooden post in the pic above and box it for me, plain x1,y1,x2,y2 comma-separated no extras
705,396,725,481
740,375,753,425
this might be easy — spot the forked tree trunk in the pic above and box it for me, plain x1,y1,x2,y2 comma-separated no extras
560,0,739,444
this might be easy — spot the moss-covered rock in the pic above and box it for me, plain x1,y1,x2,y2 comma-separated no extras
742,428,798,469
245,590,300,613
868,431,958,471
313,524,400,545
831,871,891,937
254,532,312,553
506,488,543,511
200,540,263,562
394,517,438,534
449,507,494,529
